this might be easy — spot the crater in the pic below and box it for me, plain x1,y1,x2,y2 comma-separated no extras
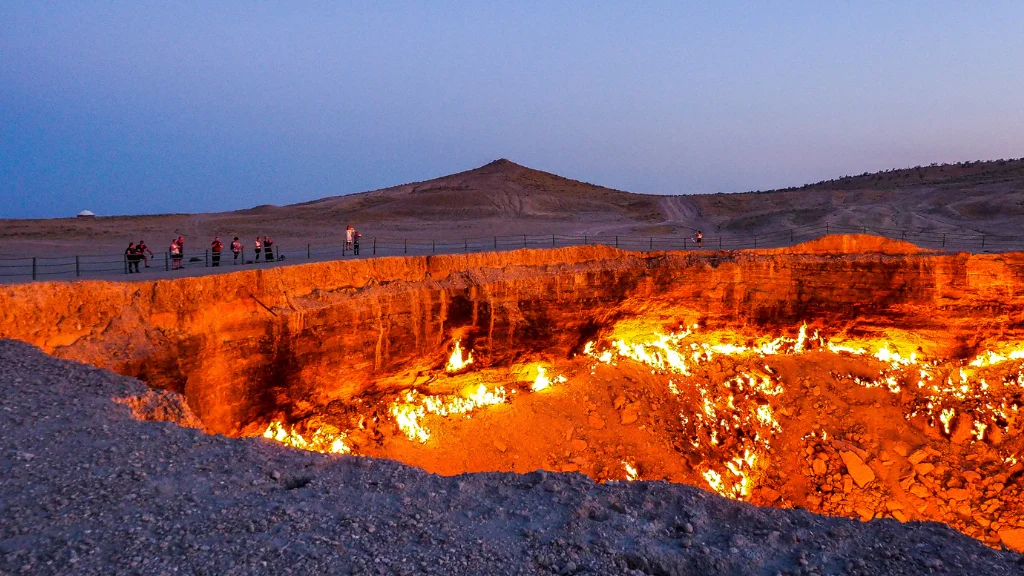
2,235,1023,551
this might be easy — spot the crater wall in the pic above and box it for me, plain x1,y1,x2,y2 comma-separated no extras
3,236,1024,434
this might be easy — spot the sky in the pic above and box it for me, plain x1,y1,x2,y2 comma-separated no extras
2,2,1022,218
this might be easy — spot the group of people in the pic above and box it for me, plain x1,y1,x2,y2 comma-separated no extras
124,234,278,273
252,235,275,262
123,240,155,273
124,227,376,275
346,225,362,255
206,236,270,266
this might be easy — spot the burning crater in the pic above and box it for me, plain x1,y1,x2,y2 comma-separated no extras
1,235,1023,551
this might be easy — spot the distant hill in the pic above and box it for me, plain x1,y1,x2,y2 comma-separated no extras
766,158,1024,193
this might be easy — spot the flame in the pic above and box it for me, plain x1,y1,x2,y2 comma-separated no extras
939,407,955,435
531,366,567,392
969,349,1024,367
263,421,351,454
389,384,507,443
622,460,639,481
446,340,474,372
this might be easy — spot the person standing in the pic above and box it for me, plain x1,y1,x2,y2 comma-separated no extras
170,238,182,270
263,236,275,262
138,240,154,268
345,226,354,251
125,242,140,273
211,237,223,267
254,237,262,262
353,229,361,256
231,237,242,264
695,230,703,249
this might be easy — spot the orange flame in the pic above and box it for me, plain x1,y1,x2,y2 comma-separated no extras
531,365,567,392
445,340,474,372
263,421,351,454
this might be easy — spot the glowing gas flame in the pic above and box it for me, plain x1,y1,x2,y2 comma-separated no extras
390,384,507,443
622,460,639,481
970,349,1024,368
532,366,567,392
446,340,474,372
263,421,351,454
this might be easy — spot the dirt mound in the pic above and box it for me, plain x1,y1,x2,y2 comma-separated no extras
760,234,924,255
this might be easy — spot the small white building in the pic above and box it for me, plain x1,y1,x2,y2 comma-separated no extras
77,210,96,218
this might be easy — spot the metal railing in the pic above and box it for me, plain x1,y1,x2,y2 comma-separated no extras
0,223,1018,282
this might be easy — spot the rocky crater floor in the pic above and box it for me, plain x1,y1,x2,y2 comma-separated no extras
1,340,1023,576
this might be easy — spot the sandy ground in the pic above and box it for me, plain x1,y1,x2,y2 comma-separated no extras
2,339,1023,575
3,158,1024,260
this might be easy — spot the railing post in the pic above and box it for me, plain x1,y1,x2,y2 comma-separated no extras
826,222,829,235
552,234,555,247
901,231,906,241
404,239,407,254
205,250,209,267
165,251,169,271
615,235,618,248
584,234,587,245
754,236,757,248
523,234,527,248
372,238,376,255
982,235,986,248
464,239,468,253
75,256,80,278
790,229,794,243
684,238,688,250
942,234,946,248
649,237,653,250
719,236,722,249
494,236,497,250
123,255,127,275
32,258,37,281
432,239,436,253
307,243,311,259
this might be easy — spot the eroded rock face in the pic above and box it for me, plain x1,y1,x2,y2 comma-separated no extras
2,235,1024,436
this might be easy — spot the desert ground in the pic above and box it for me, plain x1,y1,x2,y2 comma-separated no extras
3,158,1024,258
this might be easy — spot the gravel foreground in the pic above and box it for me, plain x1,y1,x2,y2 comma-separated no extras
1,340,1022,576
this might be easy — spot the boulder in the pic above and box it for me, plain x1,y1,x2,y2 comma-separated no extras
997,528,1024,553
840,451,875,487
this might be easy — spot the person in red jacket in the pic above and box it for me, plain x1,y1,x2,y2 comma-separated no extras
211,237,223,267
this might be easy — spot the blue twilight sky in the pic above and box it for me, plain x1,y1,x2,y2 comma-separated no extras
2,2,1022,218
